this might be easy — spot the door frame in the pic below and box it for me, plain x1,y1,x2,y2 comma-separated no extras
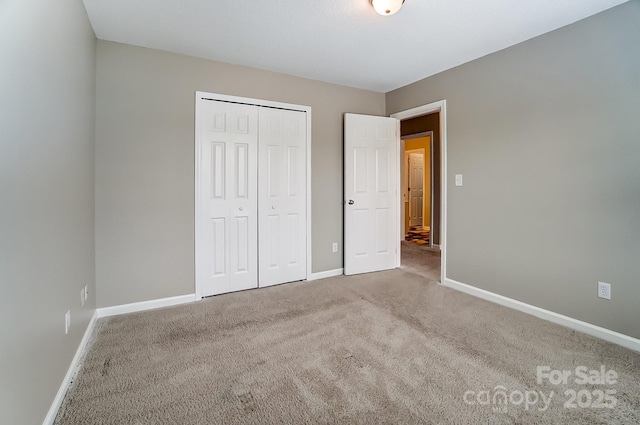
194,91,312,299
402,131,435,248
391,100,447,285
404,148,425,232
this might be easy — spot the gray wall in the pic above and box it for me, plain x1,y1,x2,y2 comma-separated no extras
0,1,96,423
95,41,385,308
387,1,640,339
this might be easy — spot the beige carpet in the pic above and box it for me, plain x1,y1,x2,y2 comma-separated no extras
400,241,440,281
56,270,639,424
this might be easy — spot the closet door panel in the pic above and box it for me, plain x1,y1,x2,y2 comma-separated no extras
258,108,307,287
196,100,258,297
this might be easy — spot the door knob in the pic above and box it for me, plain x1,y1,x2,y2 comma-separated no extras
272,206,276,209
239,207,244,211
348,200,354,205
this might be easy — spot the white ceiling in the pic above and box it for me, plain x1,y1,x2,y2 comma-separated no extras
82,0,628,93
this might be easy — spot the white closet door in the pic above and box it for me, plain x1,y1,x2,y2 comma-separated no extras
258,108,307,287
196,100,258,297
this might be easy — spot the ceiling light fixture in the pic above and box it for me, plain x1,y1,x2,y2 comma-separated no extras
370,0,405,16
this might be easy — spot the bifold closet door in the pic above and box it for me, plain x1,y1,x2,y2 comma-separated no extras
258,108,307,287
196,100,259,297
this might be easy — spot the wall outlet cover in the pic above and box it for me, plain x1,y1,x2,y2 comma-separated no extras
597,282,611,300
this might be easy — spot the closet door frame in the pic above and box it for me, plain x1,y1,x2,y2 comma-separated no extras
194,91,312,299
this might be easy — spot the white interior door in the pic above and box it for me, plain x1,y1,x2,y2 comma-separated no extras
408,152,424,227
258,108,307,287
196,100,258,297
344,113,398,276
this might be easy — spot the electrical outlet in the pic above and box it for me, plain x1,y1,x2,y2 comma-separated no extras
332,242,338,253
65,310,71,334
597,282,611,300
80,288,85,306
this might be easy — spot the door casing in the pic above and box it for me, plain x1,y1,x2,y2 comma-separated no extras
391,100,447,285
406,149,425,228
401,131,434,247
194,91,312,299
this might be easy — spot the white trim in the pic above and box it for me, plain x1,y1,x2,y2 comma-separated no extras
428,131,435,249
391,100,447,285
197,92,309,113
395,118,402,268
391,103,444,121
194,95,203,300
96,294,196,318
307,268,344,281
43,311,98,425
399,138,406,242
444,278,640,352
305,108,313,282
194,91,313,298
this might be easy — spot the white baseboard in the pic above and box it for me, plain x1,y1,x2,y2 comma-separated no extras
308,268,344,281
96,294,197,318
43,310,98,425
443,277,640,352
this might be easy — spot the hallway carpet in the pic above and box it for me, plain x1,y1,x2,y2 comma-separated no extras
56,270,640,424
400,240,440,281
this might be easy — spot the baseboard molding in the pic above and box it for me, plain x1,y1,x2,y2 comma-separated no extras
43,310,98,425
308,268,344,281
96,294,197,318
444,278,640,352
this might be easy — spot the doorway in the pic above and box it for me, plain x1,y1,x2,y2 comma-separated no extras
391,101,447,285
407,150,426,229
402,134,433,248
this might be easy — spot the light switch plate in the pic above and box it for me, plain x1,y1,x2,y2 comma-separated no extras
455,174,463,186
